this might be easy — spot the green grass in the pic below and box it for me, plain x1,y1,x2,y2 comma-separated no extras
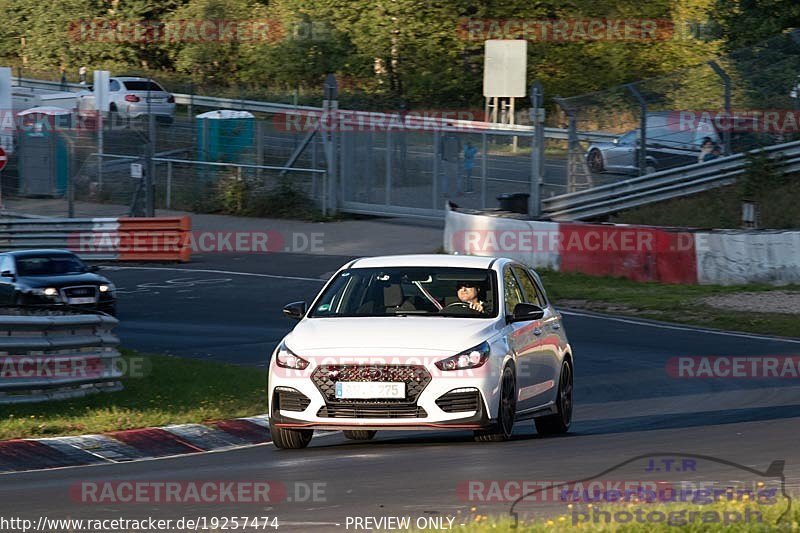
538,270,800,338
0,351,266,441
411,498,796,531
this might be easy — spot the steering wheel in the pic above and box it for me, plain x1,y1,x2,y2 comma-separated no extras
440,301,481,315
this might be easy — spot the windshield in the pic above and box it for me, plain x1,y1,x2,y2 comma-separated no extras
309,267,498,318
15,255,89,276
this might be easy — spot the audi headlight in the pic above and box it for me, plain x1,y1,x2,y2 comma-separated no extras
275,342,309,370
31,287,59,298
99,283,115,294
436,341,491,371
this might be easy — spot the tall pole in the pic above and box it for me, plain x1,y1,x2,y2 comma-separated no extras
529,81,544,218
146,77,156,216
709,61,731,156
626,83,648,176
323,74,338,215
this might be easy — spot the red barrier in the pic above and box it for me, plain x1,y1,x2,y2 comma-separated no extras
117,217,192,262
558,223,696,284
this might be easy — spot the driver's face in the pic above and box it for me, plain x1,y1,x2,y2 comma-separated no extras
457,285,478,303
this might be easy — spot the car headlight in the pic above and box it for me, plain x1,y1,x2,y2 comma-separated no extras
31,287,59,297
275,342,309,370
99,283,114,293
436,341,491,371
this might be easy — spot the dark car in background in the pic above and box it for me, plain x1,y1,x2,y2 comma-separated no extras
0,250,116,315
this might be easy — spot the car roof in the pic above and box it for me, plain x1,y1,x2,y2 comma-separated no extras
4,249,78,257
347,254,501,269
112,76,159,81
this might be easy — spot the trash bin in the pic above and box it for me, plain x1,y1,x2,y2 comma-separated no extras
497,192,530,214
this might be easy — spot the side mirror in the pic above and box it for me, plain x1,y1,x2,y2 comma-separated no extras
509,303,545,323
0,270,14,279
283,301,307,321
88,265,100,272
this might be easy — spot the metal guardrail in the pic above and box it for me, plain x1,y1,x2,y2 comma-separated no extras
541,140,800,220
0,216,120,260
11,77,617,142
0,308,122,404
0,215,193,261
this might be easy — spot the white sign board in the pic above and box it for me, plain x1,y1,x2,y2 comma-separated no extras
483,40,527,98
0,67,13,154
93,70,110,113
130,163,143,179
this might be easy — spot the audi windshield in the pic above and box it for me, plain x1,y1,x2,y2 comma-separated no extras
309,267,498,318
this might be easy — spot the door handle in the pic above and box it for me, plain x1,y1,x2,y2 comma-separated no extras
533,328,543,336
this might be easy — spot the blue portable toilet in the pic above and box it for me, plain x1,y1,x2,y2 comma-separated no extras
196,110,255,163
17,106,72,197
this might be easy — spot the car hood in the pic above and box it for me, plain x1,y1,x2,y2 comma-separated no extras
284,317,502,356
19,273,108,288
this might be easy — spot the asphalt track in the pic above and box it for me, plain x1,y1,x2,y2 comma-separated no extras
1,254,799,531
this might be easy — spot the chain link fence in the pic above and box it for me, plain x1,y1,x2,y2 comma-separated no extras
555,30,800,189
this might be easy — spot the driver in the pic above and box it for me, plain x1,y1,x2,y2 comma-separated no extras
456,281,486,313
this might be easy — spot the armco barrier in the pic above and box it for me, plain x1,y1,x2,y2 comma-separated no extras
0,308,122,404
0,215,192,262
445,206,800,285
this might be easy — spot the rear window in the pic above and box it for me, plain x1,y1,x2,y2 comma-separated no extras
123,80,166,92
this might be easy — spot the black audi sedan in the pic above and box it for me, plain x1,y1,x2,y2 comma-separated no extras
0,250,116,315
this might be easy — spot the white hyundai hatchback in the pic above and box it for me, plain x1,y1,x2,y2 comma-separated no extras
268,254,574,449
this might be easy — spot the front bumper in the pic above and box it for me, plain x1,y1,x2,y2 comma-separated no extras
268,361,502,431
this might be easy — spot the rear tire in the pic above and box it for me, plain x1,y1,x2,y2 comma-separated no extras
474,365,516,442
269,420,313,449
343,430,377,441
535,360,573,435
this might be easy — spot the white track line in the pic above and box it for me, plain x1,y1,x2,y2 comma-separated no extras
561,309,800,344
104,266,325,283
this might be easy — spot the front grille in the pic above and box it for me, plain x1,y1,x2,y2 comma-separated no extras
317,403,427,419
436,390,481,413
274,388,311,412
311,365,432,403
62,286,98,299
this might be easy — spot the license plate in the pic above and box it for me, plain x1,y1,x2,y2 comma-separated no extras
68,297,96,305
147,97,165,103
335,382,405,399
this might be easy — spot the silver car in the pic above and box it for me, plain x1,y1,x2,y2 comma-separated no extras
586,112,720,175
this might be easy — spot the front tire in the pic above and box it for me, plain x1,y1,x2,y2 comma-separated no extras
535,360,573,435
588,149,605,172
474,365,516,442
343,430,377,441
269,420,313,449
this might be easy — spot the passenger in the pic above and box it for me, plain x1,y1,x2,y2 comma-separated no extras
698,137,714,163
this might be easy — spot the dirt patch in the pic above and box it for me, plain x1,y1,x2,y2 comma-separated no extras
701,292,800,315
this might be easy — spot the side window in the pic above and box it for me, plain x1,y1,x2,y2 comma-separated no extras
109,79,120,92
512,266,544,307
0,256,12,273
503,268,523,315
